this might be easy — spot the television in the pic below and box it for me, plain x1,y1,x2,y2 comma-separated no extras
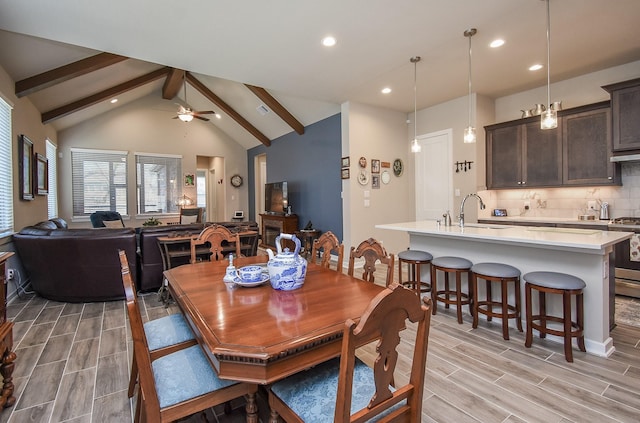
264,181,288,215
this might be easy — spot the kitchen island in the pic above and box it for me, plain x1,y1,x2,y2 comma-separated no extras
376,220,633,357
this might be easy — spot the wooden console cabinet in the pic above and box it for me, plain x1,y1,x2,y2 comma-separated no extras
0,252,16,411
260,214,299,249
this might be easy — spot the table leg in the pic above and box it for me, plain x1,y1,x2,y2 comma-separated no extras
245,389,258,423
0,347,16,408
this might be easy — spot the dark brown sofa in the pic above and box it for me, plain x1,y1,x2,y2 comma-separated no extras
13,226,137,302
137,221,259,292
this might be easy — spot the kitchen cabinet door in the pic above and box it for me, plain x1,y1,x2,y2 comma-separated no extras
486,124,522,188
603,78,640,152
522,121,562,187
563,104,619,185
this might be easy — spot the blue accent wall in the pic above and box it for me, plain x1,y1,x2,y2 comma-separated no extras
248,113,343,241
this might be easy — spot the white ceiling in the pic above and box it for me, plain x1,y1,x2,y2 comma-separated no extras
1,0,639,149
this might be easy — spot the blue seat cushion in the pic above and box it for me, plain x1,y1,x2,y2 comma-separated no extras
152,345,237,408
432,256,472,270
144,313,195,352
523,271,585,290
398,249,433,262
471,262,521,279
270,357,401,422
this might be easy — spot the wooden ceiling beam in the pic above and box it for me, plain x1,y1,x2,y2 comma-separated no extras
162,68,185,99
42,67,170,124
245,84,304,135
15,52,127,98
187,72,271,147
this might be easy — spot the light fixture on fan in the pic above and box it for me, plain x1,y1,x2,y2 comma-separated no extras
176,194,193,207
173,72,216,122
410,56,421,153
541,0,557,130
463,28,477,144
178,110,194,122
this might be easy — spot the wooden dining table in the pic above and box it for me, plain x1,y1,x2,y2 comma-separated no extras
164,256,386,386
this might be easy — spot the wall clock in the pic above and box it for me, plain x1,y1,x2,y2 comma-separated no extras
393,159,404,176
230,174,243,187
357,169,369,185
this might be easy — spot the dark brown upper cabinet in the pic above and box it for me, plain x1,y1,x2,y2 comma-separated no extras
603,78,640,152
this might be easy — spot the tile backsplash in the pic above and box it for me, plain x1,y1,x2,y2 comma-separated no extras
479,162,640,219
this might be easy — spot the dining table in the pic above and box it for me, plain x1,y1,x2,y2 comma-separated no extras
164,255,386,418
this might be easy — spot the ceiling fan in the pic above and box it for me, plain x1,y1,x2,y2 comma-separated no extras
174,76,215,122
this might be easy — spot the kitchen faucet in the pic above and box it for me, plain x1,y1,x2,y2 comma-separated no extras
459,193,486,228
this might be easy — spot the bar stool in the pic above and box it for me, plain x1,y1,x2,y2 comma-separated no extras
431,256,473,324
524,271,586,362
471,262,522,340
398,249,433,296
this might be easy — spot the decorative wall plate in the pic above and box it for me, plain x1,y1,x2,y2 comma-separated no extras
358,156,367,168
357,169,369,185
381,170,391,184
393,159,403,176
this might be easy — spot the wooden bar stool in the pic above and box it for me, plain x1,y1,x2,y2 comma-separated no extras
471,262,522,340
430,256,473,324
397,249,433,296
524,271,586,362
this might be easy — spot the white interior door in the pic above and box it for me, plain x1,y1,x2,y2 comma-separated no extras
415,129,453,220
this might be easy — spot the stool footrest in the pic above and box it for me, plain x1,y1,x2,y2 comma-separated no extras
476,301,519,319
529,315,583,338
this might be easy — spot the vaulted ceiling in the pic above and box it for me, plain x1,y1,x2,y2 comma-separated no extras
1,0,639,149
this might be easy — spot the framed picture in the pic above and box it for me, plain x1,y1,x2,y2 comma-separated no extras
372,174,380,189
371,159,380,174
381,161,391,168
35,153,48,195
184,173,195,187
341,168,350,179
341,156,350,167
19,134,34,200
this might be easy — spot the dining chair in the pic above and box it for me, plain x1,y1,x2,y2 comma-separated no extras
119,250,258,422
179,207,204,224
118,250,197,398
347,238,395,286
190,224,241,263
268,283,432,423
310,230,344,271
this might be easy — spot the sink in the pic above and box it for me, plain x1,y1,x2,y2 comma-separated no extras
526,227,600,235
462,224,509,230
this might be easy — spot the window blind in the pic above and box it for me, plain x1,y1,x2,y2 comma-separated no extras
0,97,13,236
135,153,182,214
46,139,58,219
71,148,128,216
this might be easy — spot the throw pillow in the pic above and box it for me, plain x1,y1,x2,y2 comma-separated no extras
181,214,199,224
103,219,124,228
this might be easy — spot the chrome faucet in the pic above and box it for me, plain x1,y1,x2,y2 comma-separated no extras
459,193,486,228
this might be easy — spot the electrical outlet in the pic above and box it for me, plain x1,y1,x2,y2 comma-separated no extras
6,268,14,280
588,201,597,211
524,200,530,210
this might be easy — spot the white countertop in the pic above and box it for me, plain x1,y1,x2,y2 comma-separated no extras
479,216,611,227
376,220,633,254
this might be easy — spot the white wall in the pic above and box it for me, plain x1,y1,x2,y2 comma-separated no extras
58,94,248,227
341,102,411,255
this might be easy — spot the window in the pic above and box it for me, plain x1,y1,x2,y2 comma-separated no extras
46,139,58,219
196,169,206,207
135,153,181,214
71,148,128,216
0,96,13,236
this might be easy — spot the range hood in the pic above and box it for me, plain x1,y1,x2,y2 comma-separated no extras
611,154,640,163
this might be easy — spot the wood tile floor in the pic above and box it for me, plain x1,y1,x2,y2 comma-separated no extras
2,277,639,422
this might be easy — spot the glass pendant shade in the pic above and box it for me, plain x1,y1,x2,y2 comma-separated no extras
541,109,557,129
463,126,476,143
411,138,421,153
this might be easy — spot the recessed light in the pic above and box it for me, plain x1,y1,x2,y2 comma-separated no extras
216,114,221,119
322,36,336,47
110,98,118,104
381,87,392,94
529,64,543,71
489,39,505,48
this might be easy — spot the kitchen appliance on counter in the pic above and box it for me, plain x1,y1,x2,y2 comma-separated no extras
609,217,640,299
600,202,610,220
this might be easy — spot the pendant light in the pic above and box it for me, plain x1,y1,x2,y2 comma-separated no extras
463,28,477,143
410,56,422,153
541,0,557,129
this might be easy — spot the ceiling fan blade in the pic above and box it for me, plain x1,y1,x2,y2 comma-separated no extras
194,110,215,115
194,115,210,122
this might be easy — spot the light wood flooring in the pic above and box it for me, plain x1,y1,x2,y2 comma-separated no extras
2,270,640,422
